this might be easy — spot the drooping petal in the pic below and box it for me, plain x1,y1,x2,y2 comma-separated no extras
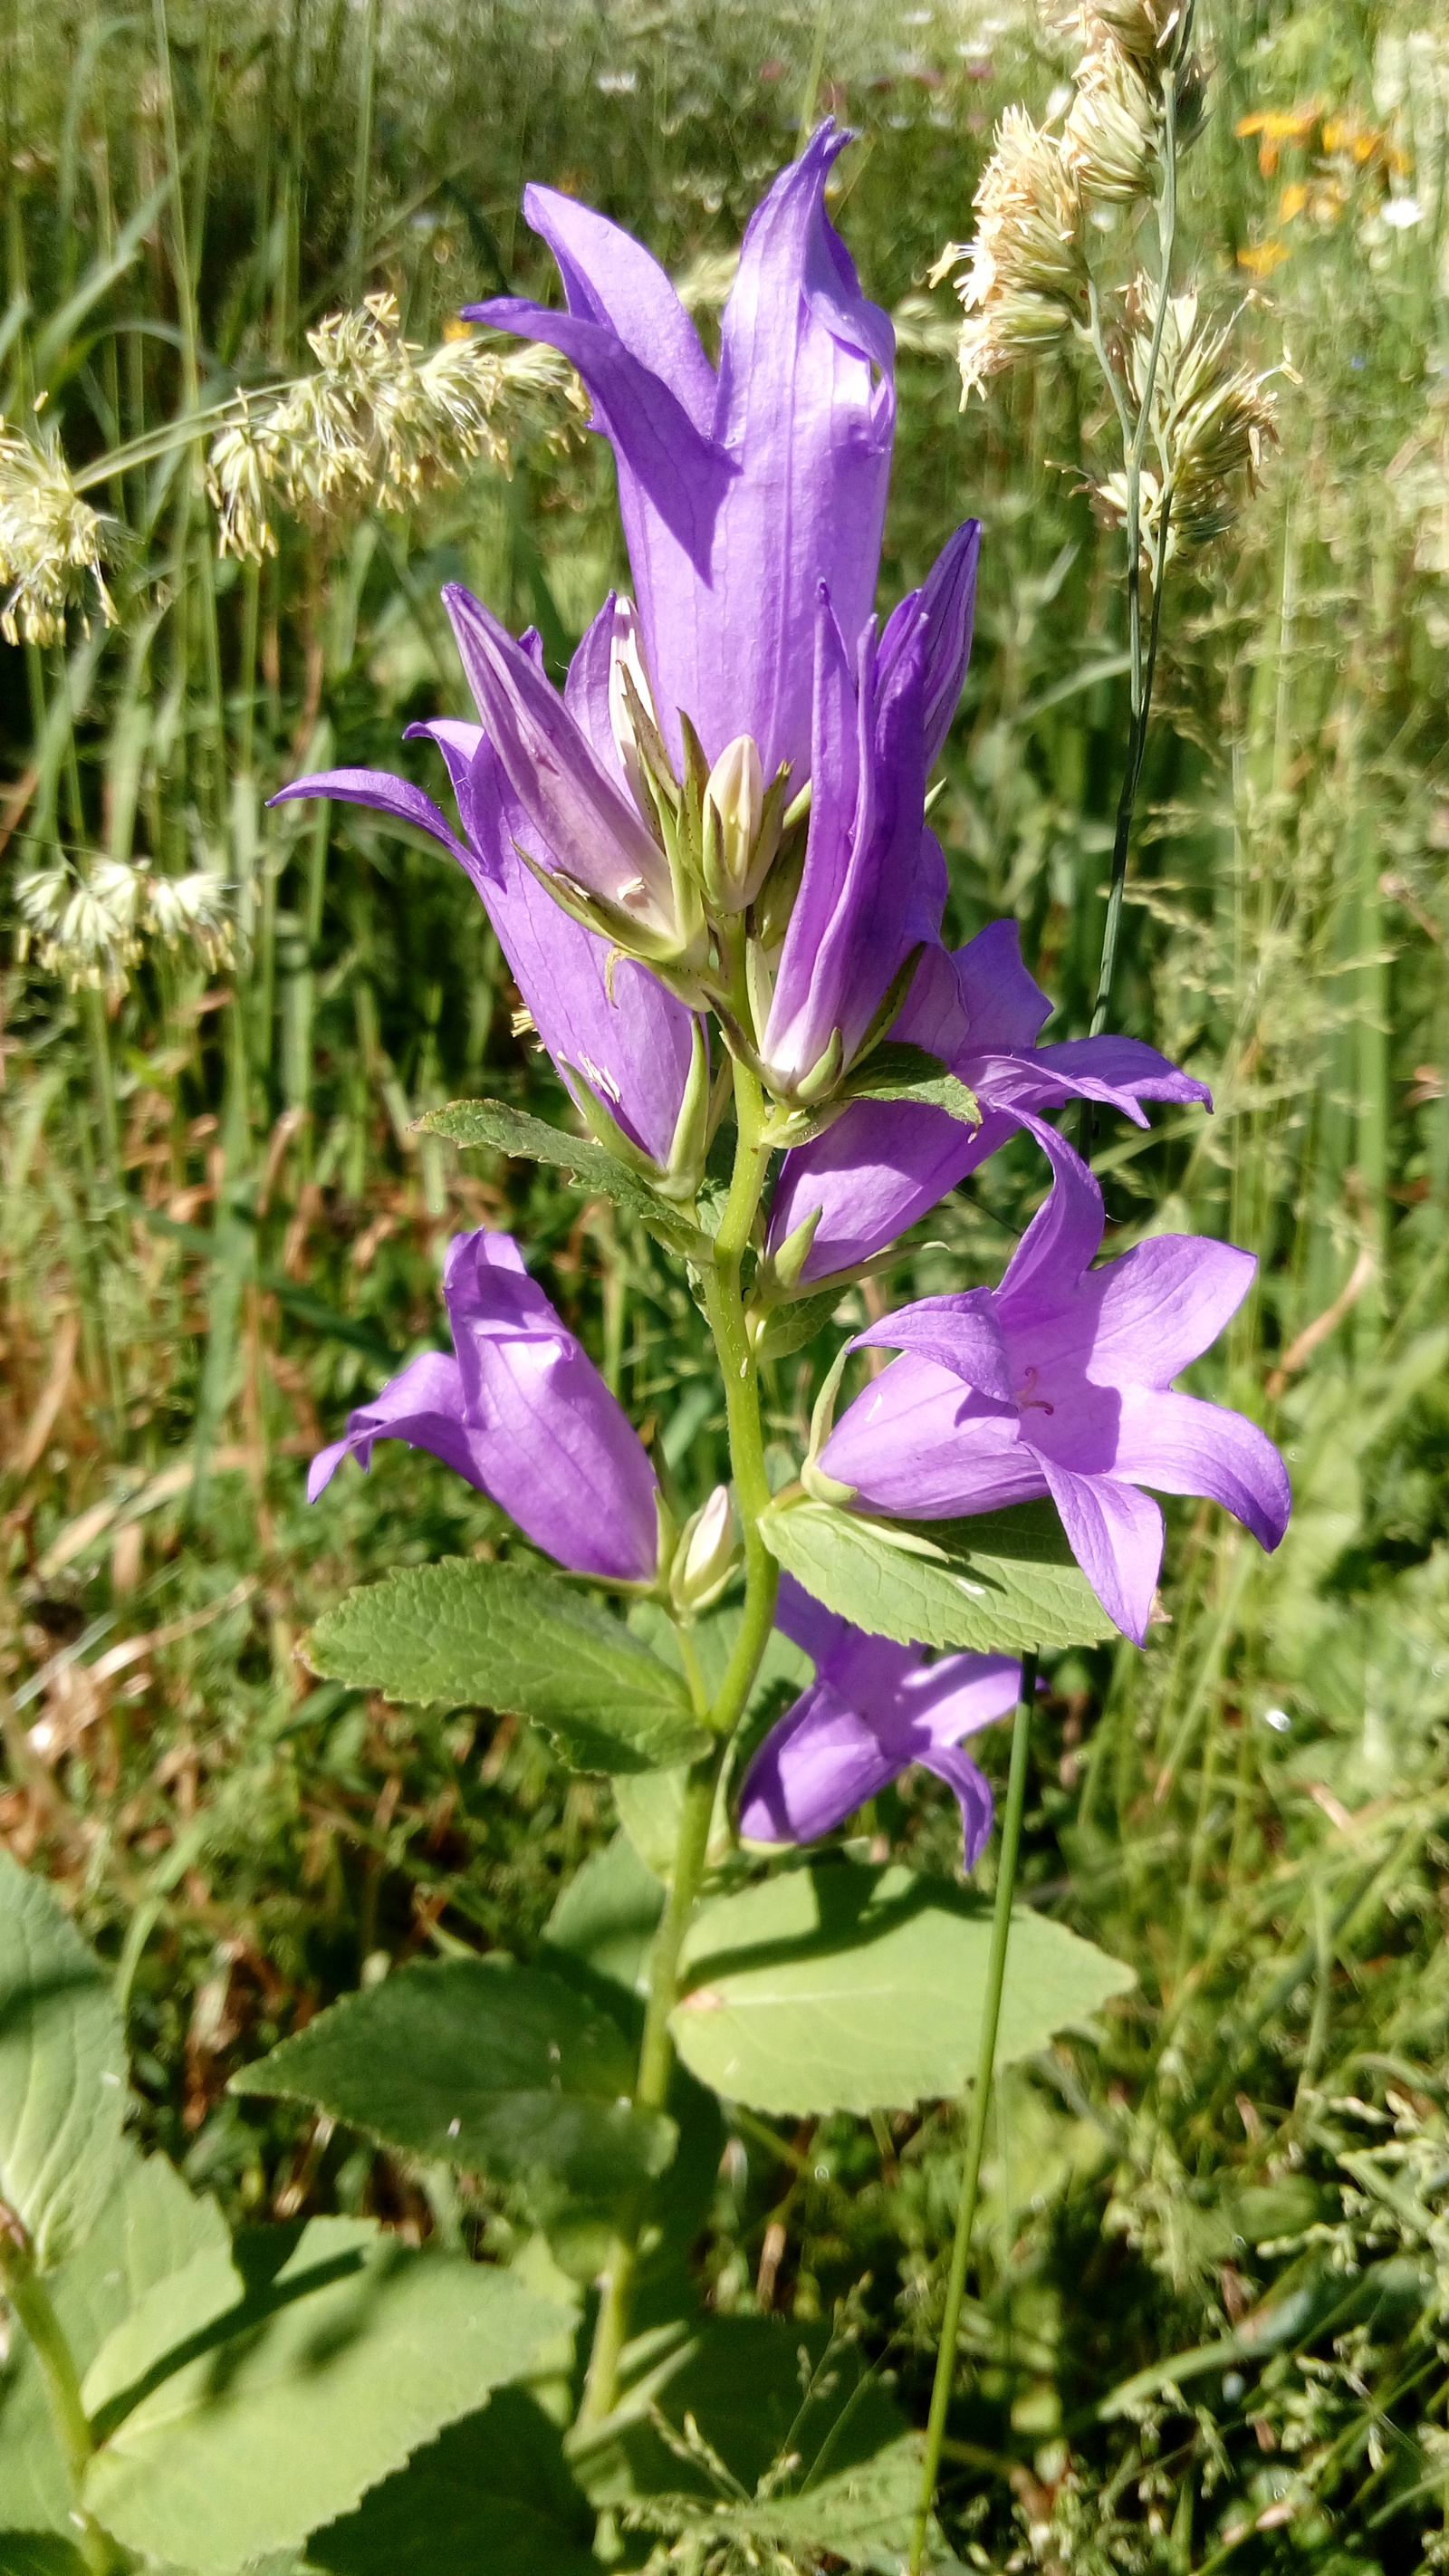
268,767,472,870
1034,1452,1165,1645
1111,1387,1291,1552
994,1116,1105,1318
441,582,676,935
1024,1034,1212,1121
443,1230,660,1581
851,1289,1015,1401
952,918,1053,1052
772,1569,850,1668
876,520,982,769
513,185,718,434
414,722,696,1168
307,1350,486,1504
820,1353,1040,1520
916,1739,996,1868
737,1673,906,1843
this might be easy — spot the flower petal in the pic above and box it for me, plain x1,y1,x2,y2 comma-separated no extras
773,1570,850,1668
916,1739,996,1867
851,1288,1015,1401
877,520,982,769
996,1117,1105,1314
1034,1452,1164,1645
765,1094,1004,1283
513,184,717,434
952,918,1052,1052
1111,1387,1291,1552
737,1675,905,1843
441,582,676,930
268,767,471,870
821,1353,1040,1520
307,1350,485,1503
444,1231,660,1581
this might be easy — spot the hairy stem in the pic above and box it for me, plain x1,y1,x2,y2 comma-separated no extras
1,2252,117,2574
577,1055,779,2428
908,1652,1039,2576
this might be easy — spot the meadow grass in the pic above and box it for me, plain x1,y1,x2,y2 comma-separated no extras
1,0,1447,2565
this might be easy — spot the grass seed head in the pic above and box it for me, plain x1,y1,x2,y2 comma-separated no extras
0,420,117,646
933,107,1083,399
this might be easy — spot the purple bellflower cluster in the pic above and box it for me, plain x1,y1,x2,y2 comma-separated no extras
278,127,1290,1866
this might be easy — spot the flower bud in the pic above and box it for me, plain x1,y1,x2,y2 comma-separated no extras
668,1484,737,1616
702,734,782,910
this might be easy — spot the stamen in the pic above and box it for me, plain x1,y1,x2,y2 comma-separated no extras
1015,1365,1055,1417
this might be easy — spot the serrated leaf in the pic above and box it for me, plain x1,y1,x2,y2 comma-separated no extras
0,2146,228,2534
417,1098,702,1252
230,1960,674,2199
82,2243,246,2431
844,1038,981,1129
302,2388,599,2576
82,2216,568,2573
305,1561,709,1774
760,1495,1115,1653
0,1850,127,2273
669,1861,1136,2115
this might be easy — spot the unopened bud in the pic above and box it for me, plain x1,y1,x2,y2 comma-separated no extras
702,735,783,910
669,1485,737,1615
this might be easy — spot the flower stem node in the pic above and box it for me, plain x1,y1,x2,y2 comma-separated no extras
667,1484,740,1619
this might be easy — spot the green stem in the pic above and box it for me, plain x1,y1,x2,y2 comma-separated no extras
908,1652,1038,2576
576,1055,780,2429
1,2254,116,2573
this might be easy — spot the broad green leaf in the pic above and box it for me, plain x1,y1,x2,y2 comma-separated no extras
302,2388,599,2576
82,2244,245,2428
305,1561,709,1774
231,1960,675,2199
575,2312,908,2515
0,2147,233,2534
670,1861,1136,2115
542,1829,665,1998
755,1283,851,1364
760,1495,1115,1653
0,2540,91,2576
417,1098,702,1253
82,2216,568,2573
648,2433,934,2574
0,1849,127,2273
843,1038,981,1129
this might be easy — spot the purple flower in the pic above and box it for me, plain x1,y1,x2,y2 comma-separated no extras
737,1577,1019,1862
756,523,980,1096
767,918,1212,1280
270,607,699,1171
309,1229,660,1583
817,1123,1291,1644
466,123,895,781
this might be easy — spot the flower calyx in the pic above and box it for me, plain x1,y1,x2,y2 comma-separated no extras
667,1482,739,1619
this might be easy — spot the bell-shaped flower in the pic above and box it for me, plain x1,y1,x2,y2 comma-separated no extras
817,1122,1291,1644
765,918,1211,1281
308,1229,661,1584
737,1577,1019,1863
753,521,980,1098
465,122,896,782
270,602,701,1177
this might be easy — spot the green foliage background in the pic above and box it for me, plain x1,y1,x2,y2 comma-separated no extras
1,0,1447,2566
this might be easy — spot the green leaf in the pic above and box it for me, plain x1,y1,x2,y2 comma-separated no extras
231,1960,675,2199
417,1098,702,1252
670,1861,1136,2116
575,2312,908,2516
542,1830,665,1999
302,2388,600,2576
754,1282,850,1364
0,2539,91,2576
82,2243,246,2431
760,1495,1115,1653
82,2216,569,2574
647,2433,934,2574
305,1561,709,1775
0,2147,233,2534
843,1038,982,1129
0,1849,127,2273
